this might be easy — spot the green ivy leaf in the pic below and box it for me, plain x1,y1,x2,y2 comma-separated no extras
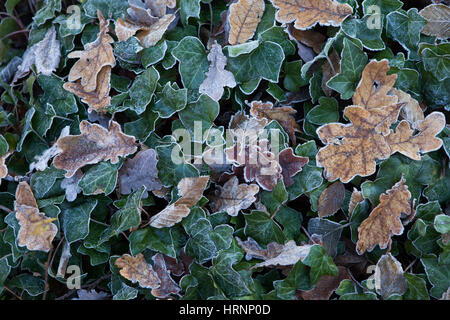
79,161,121,196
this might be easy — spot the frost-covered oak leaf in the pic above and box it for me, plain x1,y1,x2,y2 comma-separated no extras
227,0,265,45
270,0,353,30
151,253,180,298
278,147,308,187
199,43,236,101
356,177,412,255
317,181,345,218
53,120,137,178
15,181,38,208
115,253,161,289
392,88,424,126
213,176,259,216
67,11,115,92
149,176,209,228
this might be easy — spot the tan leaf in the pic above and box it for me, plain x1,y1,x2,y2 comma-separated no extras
318,181,345,218
149,176,210,228
213,176,259,216
316,103,402,183
270,0,353,30
227,0,265,45
199,42,236,101
53,120,137,178
374,253,407,299
115,18,144,42
287,25,326,54
115,253,161,289
67,10,115,92
63,66,111,113
249,101,300,144
229,111,268,146
15,181,38,208
300,266,351,300
356,177,412,255
391,88,424,126
0,151,12,183
386,112,445,161
348,188,364,216
15,205,57,252
137,14,175,48
353,60,398,110
419,4,450,39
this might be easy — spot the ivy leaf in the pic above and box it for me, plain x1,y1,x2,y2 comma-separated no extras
153,82,187,118
61,199,98,244
129,66,160,115
244,210,286,245
302,245,339,285
79,161,121,196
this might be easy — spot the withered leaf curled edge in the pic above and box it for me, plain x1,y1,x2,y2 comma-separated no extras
356,177,412,255
149,176,209,228
199,42,236,101
115,253,161,289
318,181,345,218
213,176,259,216
227,0,265,45
53,120,138,178
151,253,181,298
270,0,353,30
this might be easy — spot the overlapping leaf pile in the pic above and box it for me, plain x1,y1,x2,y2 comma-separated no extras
0,0,449,300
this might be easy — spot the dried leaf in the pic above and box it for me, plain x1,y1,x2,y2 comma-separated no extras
227,0,265,45
115,18,144,42
287,25,326,54
137,14,175,48
67,11,115,92
270,0,353,30
321,49,340,97
15,205,58,252
199,43,236,101
316,103,402,183
318,181,345,218
115,253,161,289
0,151,12,183
249,101,300,144
353,60,398,110
356,177,412,254
151,253,180,298
16,181,38,208
299,266,350,300
419,4,450,39
374,253,408,299
391,88,424,126
149,176,209,228
63,66,111,113
278,147,309,187
53,120,137,178
386,112,445,161
119,149,162,196
14,26,60,81
237,237,284,260
348,188,363,216
213,176,259,216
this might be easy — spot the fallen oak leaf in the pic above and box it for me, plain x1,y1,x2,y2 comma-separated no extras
317,181,345,218
119,148,162,196
237,237,284,260
391,88,424,126
53,120,137,178
356,177,412,255
149,176,209,228
63,66,111,113
199,42,236,101
419,3,450,39
353,60,398,110
151,253,180,298
213,176,259,216
270,0,353,30
286,25,326,54
348,188,364,216
226,0,265,45
15,181,38,208
249,101,300,144
278,147,309,187
115,253,161,289
137,14,175,48
386,112,445,161
67,10,115,92
0,151,13,184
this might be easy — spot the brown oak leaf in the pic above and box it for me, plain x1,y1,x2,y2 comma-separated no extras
270,0,353,30
386,112,445,161
16,181,38,208
64,66,111,113
392,88,424,126
199,42,236,101
213,176,259,216
348,188,364,217
317,181,345,218
249,101,300,144
419,4,450,39
226,0,265,45
67,11,115,92
316,103,402,183
278,147,309,187
53,120,137,178
137,14,175,48
149,176,209,228
353,60,398,110
356,177,412,255
151,253,180,298
287,25,326,54
115,253,161,289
